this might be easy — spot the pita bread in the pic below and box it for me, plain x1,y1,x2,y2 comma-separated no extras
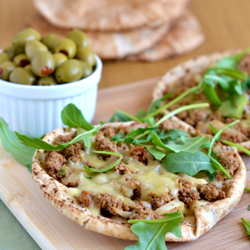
34,0,190,32
32,122,246,242
153,51,250,150
126,12,204,61
26,14,170,59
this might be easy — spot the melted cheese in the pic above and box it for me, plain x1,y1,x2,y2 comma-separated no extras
65,141,208,216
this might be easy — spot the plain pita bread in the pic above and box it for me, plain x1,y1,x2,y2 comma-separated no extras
126,12,204,61
34,0,190,32
153,51,250,150
26,14,170,59
32,122,246,242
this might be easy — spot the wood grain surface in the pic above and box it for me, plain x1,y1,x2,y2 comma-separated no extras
0,77,250,250
1,0,250,89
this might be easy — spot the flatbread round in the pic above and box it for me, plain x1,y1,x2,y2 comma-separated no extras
126,12,204,61
32,122,246,242
34,0,190,32
153,51,250,150
26,14,170,59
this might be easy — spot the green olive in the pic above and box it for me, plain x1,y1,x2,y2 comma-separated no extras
0,61,16,72
25,40,48,60
0,52,11,64
75,47,96,67
31,51,55,77
37,75,57,86
55,59,83,83
0,67,10,81
66,29,88,47
12,28,41,54
81,62,93,78
41,33,60,51
9,67,36,85
24,64,31,70
13,54,30,67
3,46,15,60
54,38,76,58
53,53,68,68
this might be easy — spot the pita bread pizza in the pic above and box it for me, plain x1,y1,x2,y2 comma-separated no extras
153,49,250,151
15,103,246,249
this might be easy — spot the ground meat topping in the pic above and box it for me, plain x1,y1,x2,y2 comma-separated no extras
197,184,226,202
95,132,117,152
114,162,130,175
216,151,239,181
79,191,93,207
129,202,164,220
178,178,200,206
95,132,117,160
45,151,66,178
184,110,206,127
148,192,175,210
96,194,131,216
129,144,148,165
60,143,82,162
54,134,72,144
159,120,182,132
130,187,141,201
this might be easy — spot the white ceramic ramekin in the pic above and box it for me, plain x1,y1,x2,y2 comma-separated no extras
0,55,102,137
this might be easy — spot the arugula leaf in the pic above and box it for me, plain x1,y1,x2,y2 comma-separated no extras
163,151,216,176
61,104,94,130
15,126,99,150
208,68,247,80
208,172,216,181
142,85,202,120
160,129,189,141
218,95,248,119
125,212,183,250
109,112,132,123
207,120,240,156
223,140,250,156
244,187,250,192
148,92,173,115
202,80,222,106
84,151,122,172
203,74,230,92
110,127,156,145
84,174,92,179
216,48,250,69
135,109,148,119
228,79,245,95
143,145,166,160
208,156,231,179
241,218,250,236
0,118,35,167
152,133,210,153
209,124,218,135
114,109,140,122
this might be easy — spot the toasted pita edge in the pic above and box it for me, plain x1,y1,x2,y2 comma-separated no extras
152,50,250,150
32,122,246,241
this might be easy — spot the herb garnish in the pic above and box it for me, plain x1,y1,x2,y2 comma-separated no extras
16,126,99,150
241,218,250,235
61,103,95,130
84,151,122,173
125,212,183,250
0,118,35,171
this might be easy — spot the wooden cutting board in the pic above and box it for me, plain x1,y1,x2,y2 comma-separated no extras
0,77,250,250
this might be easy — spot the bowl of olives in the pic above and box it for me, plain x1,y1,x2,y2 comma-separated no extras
0,28,102,137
